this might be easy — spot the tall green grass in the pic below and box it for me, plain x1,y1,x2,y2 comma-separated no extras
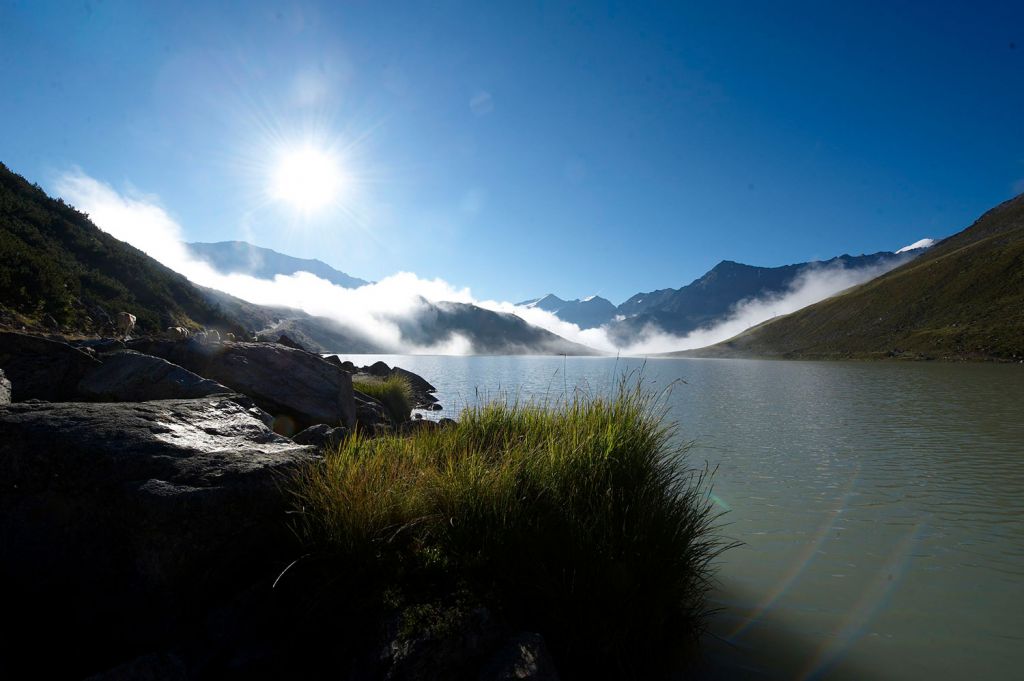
352,373,413,424
291,379,724,678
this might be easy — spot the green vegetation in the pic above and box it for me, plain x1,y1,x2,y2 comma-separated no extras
291,382,723,678
679,192,1024,361
352,373,414,424
0,162,243,335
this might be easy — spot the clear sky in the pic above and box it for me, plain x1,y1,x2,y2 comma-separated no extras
1,1,1022,304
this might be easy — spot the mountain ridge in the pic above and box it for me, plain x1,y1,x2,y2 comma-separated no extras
187,240,369,289
670,193,1024,361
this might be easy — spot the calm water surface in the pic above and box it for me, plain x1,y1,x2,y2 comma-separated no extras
338,355,1024,680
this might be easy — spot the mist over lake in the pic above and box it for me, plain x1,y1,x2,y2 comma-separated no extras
335,354,1024,680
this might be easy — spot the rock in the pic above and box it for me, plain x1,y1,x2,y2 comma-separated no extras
426,403,443,411
85,652,191,681
276,333,305,351
353,389,389,430
292,423,349,448
0,331,101,401
323,354,344,368
71,337,128,354
400,419,440,435
358,362,440,409
479,633,561,681
77,350,231,402
392,366,437,398
0,397,316,677
382,604,501,681
127,340,356,433
340,360,356,372
0,368,10,405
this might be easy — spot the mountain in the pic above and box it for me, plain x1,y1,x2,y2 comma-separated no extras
398,301,596,355
517,293,618,329
672,193,1024,361
0,162,244,335
609,251,921,341
187,241,369,288
200,286,594,355
191,243,597,355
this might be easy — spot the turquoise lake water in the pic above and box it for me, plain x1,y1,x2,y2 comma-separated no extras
336,354,1024,680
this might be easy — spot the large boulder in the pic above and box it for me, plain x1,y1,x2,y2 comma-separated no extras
0,330,101,401
0,397,316,677
77,350,231,401
357,361,440,409
129,339,355,433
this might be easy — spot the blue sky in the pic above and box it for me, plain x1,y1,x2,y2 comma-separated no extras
1,1,1022,304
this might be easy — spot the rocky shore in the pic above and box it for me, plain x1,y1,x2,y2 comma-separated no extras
0,330,557,680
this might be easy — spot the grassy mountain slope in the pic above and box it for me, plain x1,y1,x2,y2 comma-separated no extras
675,193,1024,361
0,163,244,335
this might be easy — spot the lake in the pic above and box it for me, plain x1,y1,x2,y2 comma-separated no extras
336,354,1024,680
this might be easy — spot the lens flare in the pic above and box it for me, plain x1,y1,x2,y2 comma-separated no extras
269,144,347,214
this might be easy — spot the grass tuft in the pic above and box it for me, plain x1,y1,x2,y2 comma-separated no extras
290,378,725,678
352,373,414,424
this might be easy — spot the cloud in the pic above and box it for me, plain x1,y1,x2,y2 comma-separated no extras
896,237,934,253
54,169,476,354
481,256,905,355
54,169,908,357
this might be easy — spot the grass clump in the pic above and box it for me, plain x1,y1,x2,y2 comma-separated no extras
291,380,723,678
352,373,413,424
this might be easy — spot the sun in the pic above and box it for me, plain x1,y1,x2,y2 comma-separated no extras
269,144,346,214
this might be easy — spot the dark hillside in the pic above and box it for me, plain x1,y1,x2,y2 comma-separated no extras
0,163,243,335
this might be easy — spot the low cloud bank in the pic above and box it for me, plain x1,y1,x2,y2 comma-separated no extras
56,169,908,356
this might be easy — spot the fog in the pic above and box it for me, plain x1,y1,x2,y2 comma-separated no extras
56,169,907,356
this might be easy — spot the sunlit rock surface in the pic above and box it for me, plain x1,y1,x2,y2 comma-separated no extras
0,396,315,677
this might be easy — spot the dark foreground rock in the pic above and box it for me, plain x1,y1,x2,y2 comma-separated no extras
77,349,231,401
130,339,356,433
293,423,349,448
0,397,316,677
480,633,561,681
0,330,101,400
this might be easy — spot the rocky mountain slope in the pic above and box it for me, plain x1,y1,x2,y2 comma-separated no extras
523,250,922,340
517,293,619,329
672,192,1024,360
187,240,369,288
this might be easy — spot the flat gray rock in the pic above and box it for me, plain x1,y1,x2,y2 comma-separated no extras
77,349,231,401
130,339,355,433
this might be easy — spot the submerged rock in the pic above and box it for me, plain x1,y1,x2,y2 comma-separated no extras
129,339,356,432
0,397,316,677
77,350,230,402
0,368,9,405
